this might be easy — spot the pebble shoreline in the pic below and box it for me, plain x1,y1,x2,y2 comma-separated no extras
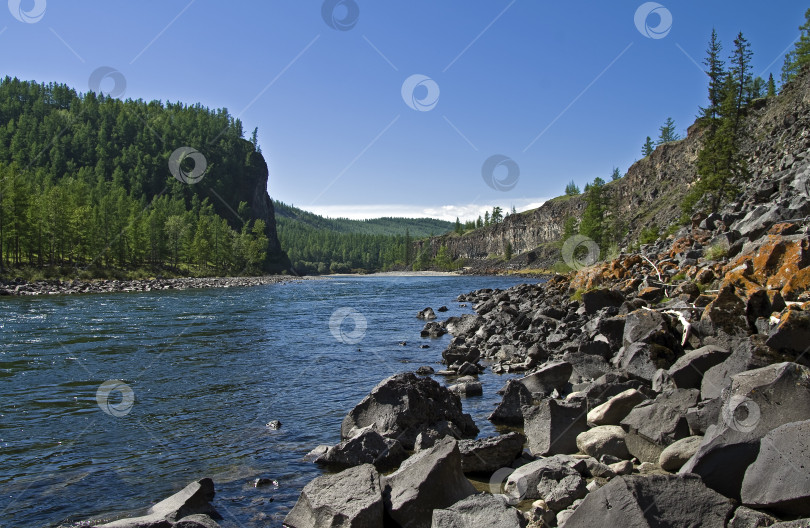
0,275,310,296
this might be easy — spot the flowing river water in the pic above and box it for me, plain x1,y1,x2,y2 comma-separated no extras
0,275,538,527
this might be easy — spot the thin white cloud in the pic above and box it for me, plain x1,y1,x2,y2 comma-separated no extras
304,198,549,223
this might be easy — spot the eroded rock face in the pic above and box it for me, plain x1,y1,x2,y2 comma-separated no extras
382,438,475,528
284,464,384,528
340,373,479,450
562,474,735,528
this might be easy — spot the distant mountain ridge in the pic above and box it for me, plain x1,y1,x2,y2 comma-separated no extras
274,201,453,237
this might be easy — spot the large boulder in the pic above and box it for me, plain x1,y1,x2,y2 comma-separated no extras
283,464,384,528
680,362,810,500
728,506,780,528
700,335,782,400
96,479,220,528
622,309,680,350
581,288,625,314
659,435,703,472
620,388,700,463
741,419,810,516
700,285,750,337
667,345,731,389
587,388,648,426
489,379,534,426
766,310,810,355
504,455,587,510
445,314,484,336
613,342,678,383
517,361,573,396
458,432,525,474
562,474,735,528
341,373,479,450
430,494,527,528
383,438,476,528
523,398,588,456
315,429,407,471
575,426,630,460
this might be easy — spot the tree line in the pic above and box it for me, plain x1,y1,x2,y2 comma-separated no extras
0,77,275,277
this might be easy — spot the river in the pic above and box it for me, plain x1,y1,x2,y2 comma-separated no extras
0,275,537,527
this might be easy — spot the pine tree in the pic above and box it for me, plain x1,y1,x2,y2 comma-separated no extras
454,217,462,234
657,117,681,145
491,206,503,224
504,242,513,261
642,136,655,157
579,178,605,248
611,167,622,181
565,180,580,196
782,8,810,84
700,29,726,120
484,211,490,226
767,73,777,97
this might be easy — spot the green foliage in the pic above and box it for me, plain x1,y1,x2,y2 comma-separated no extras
640,224,660,245
565,180,580,196
767,73,777,97
706,244,728,261
0,77,274,276
700,29,726,120
504,242,513,261
657,117,681,145
642,136,655,157
682,31,752,216
611,167,622,181
782,8,810,84
562,217,578,241
273,202,452,237
491,206,503,224
671,272,687,282
579,177,605,251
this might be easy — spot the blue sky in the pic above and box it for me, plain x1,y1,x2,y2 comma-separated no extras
0,1,806,221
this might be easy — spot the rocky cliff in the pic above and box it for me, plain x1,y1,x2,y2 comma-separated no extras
416,66,810,270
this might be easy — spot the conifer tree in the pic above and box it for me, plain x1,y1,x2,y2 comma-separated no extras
782,8,810,84
700,29,725,120
767,73,777,97
657,118,681,145
642,136,655,157
565,180,580,196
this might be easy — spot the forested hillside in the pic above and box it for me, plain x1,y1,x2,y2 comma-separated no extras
275,201,451,237
275,203,452,275
0,77,283,278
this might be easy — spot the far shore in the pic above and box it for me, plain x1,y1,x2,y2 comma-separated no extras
328,270,463,277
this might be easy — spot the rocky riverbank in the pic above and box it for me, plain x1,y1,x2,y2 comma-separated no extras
80,178,810,526
0,275,307,296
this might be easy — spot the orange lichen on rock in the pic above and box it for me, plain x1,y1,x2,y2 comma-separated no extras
781,267,810,301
